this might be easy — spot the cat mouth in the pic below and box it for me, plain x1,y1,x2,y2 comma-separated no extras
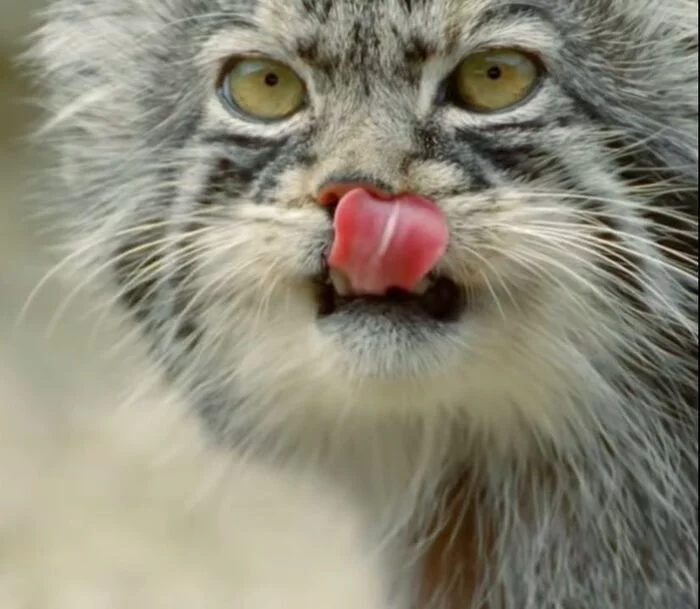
314,268,468,322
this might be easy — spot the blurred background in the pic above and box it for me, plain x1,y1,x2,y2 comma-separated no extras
0,1,139,408
0,0,44,281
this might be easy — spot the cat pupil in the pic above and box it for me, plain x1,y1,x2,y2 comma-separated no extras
264,72,280,86
487,66,502,80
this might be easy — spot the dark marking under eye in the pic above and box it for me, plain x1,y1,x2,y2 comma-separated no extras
412,125,492,191
196,131,293,204
200,132,288,150
458,130,540,174
250,146,318,202
199,158,238,205
199,125,317,205
199,150,281,204
456,127,572,185
478,117,572,133
459,125,648,301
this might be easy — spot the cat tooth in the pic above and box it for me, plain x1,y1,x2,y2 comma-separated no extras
413,278,433,295
329,270,353,296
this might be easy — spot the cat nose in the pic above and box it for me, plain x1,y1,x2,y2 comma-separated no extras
318,181,450,296
317,178,394,207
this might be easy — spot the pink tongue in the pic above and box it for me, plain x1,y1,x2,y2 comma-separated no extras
328,188,449,295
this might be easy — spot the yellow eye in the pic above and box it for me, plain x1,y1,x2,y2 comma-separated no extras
221,58,306,120
453,49,541,112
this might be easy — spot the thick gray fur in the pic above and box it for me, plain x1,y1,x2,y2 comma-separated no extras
30,0,698,607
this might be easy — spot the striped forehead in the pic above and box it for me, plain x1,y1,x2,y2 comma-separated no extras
248,0,496,67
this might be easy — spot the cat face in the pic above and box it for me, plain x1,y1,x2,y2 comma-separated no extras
36,0,697,451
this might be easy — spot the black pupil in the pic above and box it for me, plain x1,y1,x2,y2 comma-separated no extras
487,65,502,80
264,72,280,87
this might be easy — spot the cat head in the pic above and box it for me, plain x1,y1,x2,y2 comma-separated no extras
33,0,697,456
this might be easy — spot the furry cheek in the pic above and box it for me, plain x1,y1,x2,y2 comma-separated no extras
185,195,610,451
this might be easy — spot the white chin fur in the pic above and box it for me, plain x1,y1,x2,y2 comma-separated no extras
192,199,629,459
196,265,603,459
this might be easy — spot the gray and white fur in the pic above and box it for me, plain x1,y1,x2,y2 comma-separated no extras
29,0,698,607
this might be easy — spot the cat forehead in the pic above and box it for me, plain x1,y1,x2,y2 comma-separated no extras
243,0,551,62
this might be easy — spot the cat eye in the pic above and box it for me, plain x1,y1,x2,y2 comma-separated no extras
219,57,306,120
452,49,542,113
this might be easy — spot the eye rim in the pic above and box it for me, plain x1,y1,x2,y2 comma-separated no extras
445,47,546,115
216,55,308,123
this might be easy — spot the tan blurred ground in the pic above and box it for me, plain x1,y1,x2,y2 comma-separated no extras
0,1,138,408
